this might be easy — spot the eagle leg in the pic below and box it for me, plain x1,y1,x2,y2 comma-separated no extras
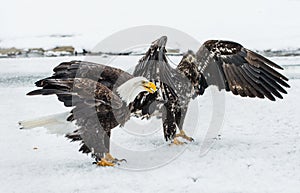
169,137,187,146
106,153,127,164
96,158,115,167
96,153,126,167
174,104,194,142
175,130,194,142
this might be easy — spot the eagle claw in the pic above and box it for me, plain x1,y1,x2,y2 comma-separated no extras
96,159,115,167
112,158,127,164
170,138,187,146
95,153,127,166
175,130,194,142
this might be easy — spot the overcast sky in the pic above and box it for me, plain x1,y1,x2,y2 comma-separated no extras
1,0,300,49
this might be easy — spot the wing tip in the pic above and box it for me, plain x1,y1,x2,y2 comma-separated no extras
26,90,41,96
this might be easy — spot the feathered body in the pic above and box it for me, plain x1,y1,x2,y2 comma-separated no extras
133,36,290,141
25,61,156,161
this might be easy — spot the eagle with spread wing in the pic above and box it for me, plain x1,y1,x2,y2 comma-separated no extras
20,61,157,166
133,36,290,144
20,36,289,166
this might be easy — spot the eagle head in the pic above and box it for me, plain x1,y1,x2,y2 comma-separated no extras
117,77,157,105
182,50,197,64
177,50,200,87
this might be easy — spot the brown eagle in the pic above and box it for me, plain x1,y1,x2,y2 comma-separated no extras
19,36,289,166
20,61,157,166
133,36,290,144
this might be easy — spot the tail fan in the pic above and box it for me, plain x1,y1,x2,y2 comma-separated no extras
19,112,75,135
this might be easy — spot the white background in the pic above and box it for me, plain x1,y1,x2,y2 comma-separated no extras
1,0,300,50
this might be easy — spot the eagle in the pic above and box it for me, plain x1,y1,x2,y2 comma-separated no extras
132,36,290,144
19,36,290,166
20,61,157,166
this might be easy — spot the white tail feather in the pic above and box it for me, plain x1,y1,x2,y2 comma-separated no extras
19,112,75,135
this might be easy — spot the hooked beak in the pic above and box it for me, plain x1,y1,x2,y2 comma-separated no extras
143,81,157,94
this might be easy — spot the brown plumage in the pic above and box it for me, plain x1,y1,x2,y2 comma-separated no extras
133,36,290,142
23,36,290,163
27,61,155,162
197,40,289,101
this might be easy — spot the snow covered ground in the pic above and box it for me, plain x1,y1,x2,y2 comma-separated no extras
0,56,299,193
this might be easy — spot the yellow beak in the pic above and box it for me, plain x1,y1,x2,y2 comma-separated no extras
143,81,157,94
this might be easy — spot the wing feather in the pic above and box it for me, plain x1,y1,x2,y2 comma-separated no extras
196,40,290,100
28,60,132,160
235,66,262,98
231,65,254,97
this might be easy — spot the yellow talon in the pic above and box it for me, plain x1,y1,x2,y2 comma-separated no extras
105,153,115,161
170,138,185,145
96,153,126,166
96,158,115,167
175,130,194,142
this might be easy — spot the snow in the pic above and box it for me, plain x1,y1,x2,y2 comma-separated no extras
0,56,299,193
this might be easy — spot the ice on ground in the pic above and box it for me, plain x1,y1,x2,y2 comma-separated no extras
0,56,299,193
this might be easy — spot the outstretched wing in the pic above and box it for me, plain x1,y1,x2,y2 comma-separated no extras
133,36,193,140
133,36,189,106
196,40,290,100
35,60,133,105
27,61,132,160
134,36,190,99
